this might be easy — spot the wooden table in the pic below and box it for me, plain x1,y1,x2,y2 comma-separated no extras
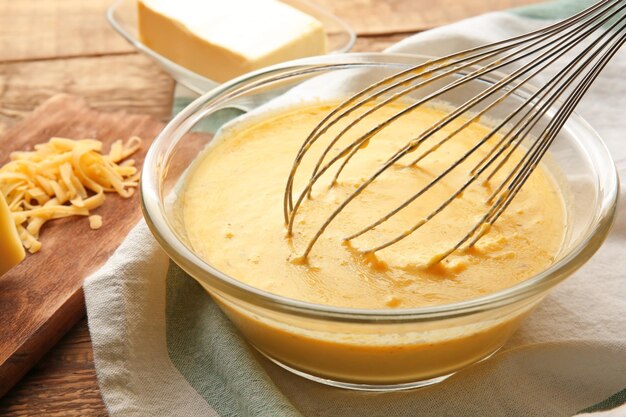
0,0,540,415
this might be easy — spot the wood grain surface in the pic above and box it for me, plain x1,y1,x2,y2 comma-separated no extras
0,0,542,415
0,319,107,417
0,0,544,63
0,0,133,62
316,0,543,34
0,94,165,398
0,54,174,137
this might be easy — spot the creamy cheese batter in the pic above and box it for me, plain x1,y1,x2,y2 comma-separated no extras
182,103,566,309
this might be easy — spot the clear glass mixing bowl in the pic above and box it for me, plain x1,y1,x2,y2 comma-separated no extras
141,53,619,391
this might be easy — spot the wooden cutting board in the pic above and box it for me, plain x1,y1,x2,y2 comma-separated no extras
0,94,166,396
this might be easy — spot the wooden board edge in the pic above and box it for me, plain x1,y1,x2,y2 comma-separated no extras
0,289,85,398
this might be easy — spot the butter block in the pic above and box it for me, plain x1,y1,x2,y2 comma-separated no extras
0,193,25,276
138,0,328,82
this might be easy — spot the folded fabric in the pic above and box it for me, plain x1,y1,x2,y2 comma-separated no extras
85,1,626,415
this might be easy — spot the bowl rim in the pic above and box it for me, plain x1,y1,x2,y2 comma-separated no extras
106,0,357,95
141,52,620,322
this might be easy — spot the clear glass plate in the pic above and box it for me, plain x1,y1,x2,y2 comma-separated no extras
106,0,356,95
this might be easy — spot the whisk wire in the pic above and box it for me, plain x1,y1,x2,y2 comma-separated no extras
283,0,614,221
287,0,626,263
284,0,614,218
468,16,626,248
287,0,620,232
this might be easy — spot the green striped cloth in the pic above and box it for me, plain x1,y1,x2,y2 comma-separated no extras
85,1,626,415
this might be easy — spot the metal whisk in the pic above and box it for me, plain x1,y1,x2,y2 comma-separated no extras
285,0,626,264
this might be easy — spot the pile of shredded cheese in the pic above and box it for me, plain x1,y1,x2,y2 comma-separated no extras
0,136,142,253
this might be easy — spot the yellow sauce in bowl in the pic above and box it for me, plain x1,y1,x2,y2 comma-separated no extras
181,102,566,384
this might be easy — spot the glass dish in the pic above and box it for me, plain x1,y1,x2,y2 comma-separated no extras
141,53,619,391
106,0,356,95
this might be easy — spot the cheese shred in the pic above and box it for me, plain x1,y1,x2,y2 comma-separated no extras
0,137,142,253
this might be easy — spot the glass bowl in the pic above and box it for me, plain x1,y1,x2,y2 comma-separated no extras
107,0,356,95
141,53,619,391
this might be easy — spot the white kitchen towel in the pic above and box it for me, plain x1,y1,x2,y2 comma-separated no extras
85,1,626,416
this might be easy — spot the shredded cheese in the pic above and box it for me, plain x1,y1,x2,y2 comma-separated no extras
89,215,103,230
0,136,142,253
